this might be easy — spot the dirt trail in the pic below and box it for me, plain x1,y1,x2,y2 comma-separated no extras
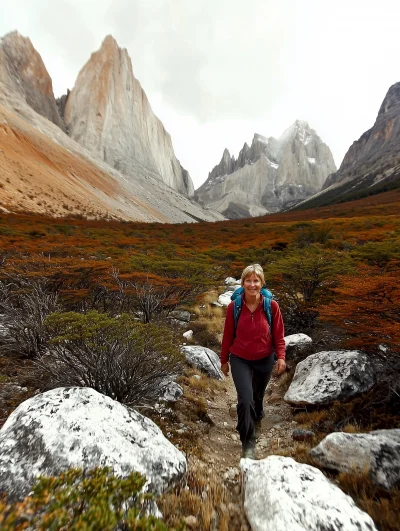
198,371,297,530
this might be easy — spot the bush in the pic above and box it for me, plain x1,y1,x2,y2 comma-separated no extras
37,311,184,406
0,467,171,530
0,274,59,358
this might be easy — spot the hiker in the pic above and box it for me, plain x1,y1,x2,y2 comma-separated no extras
220,263,286,459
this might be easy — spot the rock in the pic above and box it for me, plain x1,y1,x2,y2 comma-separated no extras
229,404,237,418
224,467,239,481
170,310,191,323
217,292,233,306
241,455,377,531
284,333,312,348
0,387,186,501
159,381,184,402
184,515,198,528
224,277,240,285
64,36,193,197
0,31,66,130
217,285,238,306
284,350,375,406
181,346,224,380
310,429,400,489
284,333,312,361
301,82,400,210
292,428,315,442
195,121,336,219
183,330,193,340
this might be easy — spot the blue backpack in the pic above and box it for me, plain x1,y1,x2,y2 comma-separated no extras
230,287,274,331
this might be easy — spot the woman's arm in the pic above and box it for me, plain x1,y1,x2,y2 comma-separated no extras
220,302,235,365
271,300,286,360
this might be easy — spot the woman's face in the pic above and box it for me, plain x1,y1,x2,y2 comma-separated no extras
243,273,262,297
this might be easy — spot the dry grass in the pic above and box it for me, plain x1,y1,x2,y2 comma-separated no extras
294,409,330,429
337,470,400,531
159,458,230,530
179,367,224,394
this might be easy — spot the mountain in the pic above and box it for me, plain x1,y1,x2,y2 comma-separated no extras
0,32,222,223
295,82,400,210
195,121,336,219
0,32,65,131
64,36,193,198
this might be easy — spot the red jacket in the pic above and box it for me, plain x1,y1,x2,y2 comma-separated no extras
220,296,286,364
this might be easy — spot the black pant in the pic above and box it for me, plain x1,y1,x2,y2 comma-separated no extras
230,353,275,448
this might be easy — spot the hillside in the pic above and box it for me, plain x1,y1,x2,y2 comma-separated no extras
294,82,400,210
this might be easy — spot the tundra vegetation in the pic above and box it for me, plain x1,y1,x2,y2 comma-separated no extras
0,189,399,529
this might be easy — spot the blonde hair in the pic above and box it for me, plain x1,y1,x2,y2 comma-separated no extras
240,263,265,286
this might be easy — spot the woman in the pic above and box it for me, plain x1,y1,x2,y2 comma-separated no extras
220,264,286,459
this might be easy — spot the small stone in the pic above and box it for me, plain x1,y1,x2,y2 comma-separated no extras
229,404,237,418
292,428,315,442
184,515,198,528
183,330,193,340
223,421,228,427
223,467,240,481
231,433,238,441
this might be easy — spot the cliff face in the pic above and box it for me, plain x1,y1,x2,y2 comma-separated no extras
196,121,336,218
323,82,400,191
0,32,65,131
64,36,194,197
0,32,222,223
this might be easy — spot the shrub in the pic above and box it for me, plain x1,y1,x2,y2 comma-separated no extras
0,274,59,358
0,467,171,530
95,268,206,323
38,311,184,406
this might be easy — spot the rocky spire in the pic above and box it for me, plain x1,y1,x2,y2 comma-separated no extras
196,121,336,218
64,35,194,197
323,81,400,190
0,31,66,130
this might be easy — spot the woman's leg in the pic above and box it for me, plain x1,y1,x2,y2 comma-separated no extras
252,354,275,421
229,354,255,449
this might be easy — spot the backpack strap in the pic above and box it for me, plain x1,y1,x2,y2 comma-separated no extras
261,289,273,329
231,287,243,330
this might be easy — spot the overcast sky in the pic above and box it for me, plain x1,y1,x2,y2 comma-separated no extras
1,0,399,188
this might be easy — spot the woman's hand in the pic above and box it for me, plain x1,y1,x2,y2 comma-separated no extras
221,362,230,377
276,359,286,376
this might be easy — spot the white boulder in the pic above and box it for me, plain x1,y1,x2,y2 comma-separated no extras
310,429,400,489
284,333,312,349
284,350,375,406
224,277,240,285
181,345,224,380
159,381,184,402
0,387,187,501
183,330,193,340
241,455,377,531
284,333,313,361
169,310,191,323
217,292,233,306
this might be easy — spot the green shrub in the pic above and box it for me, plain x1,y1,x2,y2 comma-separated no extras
0,467,172,530
37,311,184,406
